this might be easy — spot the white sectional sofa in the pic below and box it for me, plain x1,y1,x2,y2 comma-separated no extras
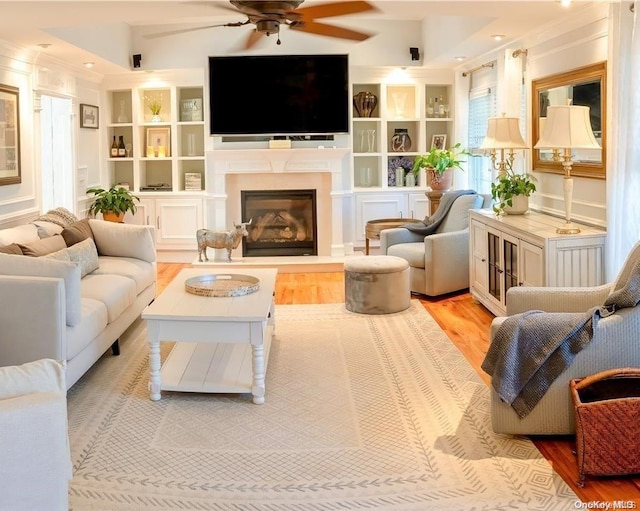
0,216,156,388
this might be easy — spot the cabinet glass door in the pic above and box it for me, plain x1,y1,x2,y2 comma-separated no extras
488,232,501,301
503,238,519,294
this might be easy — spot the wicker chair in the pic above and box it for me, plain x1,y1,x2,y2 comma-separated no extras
488,241,640,435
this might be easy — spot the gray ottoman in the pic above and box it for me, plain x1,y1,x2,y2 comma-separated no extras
344,255,410,314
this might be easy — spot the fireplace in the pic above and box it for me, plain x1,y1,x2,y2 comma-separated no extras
241,189,318,257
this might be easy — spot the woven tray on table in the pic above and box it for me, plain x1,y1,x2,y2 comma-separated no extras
570,368,640,487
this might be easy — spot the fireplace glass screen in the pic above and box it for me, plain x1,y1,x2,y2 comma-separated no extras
241,189,318,257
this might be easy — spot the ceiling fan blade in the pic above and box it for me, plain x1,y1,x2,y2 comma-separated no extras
144,20,247,39
289,20,371,41
243,29,265,49
294,1,377,20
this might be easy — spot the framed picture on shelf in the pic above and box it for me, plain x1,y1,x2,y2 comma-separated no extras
80,103,99,129
431,134,447,150
146,127,171,158
0,84,21,186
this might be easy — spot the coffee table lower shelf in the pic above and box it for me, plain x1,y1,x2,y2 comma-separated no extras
160,327,274,395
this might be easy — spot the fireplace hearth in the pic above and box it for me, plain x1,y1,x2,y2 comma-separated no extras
241,189,318,257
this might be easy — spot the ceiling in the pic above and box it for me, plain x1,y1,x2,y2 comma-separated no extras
0,0,603,75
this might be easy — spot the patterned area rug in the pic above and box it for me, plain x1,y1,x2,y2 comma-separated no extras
67,301,576,510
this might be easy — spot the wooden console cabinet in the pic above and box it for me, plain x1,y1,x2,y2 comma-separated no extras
469,209,606,316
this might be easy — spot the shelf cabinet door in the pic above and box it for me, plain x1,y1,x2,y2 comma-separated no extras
354,193,408,244
519,240,544,287
155,198,203,249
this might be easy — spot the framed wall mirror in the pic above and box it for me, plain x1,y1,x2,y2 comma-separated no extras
532,61,606,179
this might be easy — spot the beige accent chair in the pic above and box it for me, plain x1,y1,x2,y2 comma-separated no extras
489,241,640,435
379,192,491,296
0,359,71,510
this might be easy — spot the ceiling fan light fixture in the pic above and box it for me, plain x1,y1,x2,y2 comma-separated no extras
256,19,281,35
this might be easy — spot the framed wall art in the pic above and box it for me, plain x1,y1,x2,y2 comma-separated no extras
146,127,171,158
80,103,99,129
0,84,21,186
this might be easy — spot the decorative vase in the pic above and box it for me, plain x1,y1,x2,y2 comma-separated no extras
395,167,404,187
427,168,453,191
117,100,128,123
405,173,416,187
418,167,427,187
390,128,412,152
353,91,378,118
504,195,530,215
151,114,162,123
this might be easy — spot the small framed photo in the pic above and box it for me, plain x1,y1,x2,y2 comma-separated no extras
80,104,99,129
146,127,171,158
431,134,447,150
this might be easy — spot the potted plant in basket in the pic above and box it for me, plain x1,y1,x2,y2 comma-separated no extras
412,142,471,190
491,169,537,215
87,185,140,222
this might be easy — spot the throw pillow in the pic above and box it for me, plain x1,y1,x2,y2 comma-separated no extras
42,249,72,263
0,224,40,245
33,207,79,228
18,235,67,257
31,220,64,238
66,238,99,277
0,243,23,255
60,218,94,247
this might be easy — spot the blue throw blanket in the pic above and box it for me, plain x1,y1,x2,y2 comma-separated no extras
482,245,640,418
401,189,477,235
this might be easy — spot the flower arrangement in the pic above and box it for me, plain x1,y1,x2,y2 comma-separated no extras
388,157,414,186
144,93,163,116
412,142,471,177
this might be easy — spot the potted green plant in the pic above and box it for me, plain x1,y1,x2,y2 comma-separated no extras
87,185,140,222
491,169,537,215
412,142,471,190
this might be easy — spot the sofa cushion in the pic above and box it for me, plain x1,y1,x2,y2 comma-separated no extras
0,244,22,255
66,298,109,360
0,359,66,399
0,224,40,246
18,235,67,257
80,274,137,323
388,243,425,268
93,256,155,294
0,253,82,327
435,194,484,233
60,218,94,247
89,220,156,263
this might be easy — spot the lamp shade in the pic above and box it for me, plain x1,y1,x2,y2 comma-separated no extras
480,116,527,149
534,105,600,149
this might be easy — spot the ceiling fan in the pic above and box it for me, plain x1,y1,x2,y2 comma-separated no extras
144,1,377,49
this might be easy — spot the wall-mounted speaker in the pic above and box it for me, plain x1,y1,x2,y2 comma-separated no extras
410,47,420,61
132,54,142,68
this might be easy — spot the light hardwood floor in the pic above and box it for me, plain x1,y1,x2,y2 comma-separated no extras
157,263,640,504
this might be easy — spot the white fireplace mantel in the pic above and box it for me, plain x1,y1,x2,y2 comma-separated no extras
206,147,350,257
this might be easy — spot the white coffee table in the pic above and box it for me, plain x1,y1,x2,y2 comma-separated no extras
142,268,277,404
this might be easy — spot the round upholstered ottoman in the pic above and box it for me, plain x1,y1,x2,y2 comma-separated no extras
344,255,410,314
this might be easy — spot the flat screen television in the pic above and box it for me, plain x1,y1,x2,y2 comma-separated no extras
208,54,349,136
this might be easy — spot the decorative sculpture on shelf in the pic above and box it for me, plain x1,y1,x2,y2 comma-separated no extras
196,219,252,262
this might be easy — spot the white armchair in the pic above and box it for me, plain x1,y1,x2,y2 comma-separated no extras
379,191,491,296
488,241,640,435
0,359,71,510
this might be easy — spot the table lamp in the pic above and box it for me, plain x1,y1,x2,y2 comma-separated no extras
480,114,528,175
534,103,600,234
